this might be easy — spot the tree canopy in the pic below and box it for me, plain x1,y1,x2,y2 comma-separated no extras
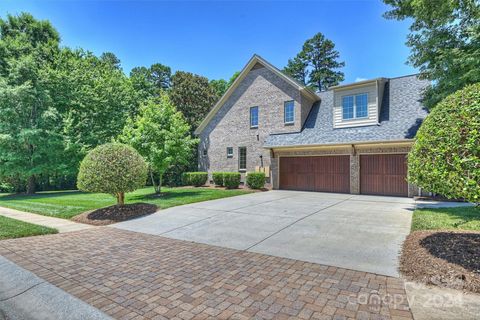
383,0,480,108
283,32,345,91
0,13,63,193
119,93,197,193
77,143,147,205
169,71,218,131
130,63,171,101
0,12,239,193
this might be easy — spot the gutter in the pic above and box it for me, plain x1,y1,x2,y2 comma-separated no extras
263,139,415,150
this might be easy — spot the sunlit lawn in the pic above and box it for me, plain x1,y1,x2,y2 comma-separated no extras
0,187,252,219
412,206,480,231
0,215,58,240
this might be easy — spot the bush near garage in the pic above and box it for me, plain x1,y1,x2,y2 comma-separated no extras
408,83,480,204
212,172,225,186
223,173,241,189
246,172,266,189
182,172,208,187
77,143,147,205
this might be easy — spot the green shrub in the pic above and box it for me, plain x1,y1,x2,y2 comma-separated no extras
246,172,265,189
223,172,241,189
183,172,208,187
408,83,480,203
212,172,225,186
77,143,147,205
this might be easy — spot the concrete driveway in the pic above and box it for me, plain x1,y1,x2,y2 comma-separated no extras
113,190,414,276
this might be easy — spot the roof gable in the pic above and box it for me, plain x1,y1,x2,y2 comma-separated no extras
194,54,319,135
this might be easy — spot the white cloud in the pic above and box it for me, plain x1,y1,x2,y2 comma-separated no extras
355,77,367,82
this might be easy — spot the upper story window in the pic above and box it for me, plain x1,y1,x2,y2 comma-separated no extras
250,106,258,128
284,101,294,124
342,93,368,120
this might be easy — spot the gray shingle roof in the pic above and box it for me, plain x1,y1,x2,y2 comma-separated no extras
264,75,430,147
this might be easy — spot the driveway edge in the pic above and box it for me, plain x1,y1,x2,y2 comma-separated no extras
0,256,111,320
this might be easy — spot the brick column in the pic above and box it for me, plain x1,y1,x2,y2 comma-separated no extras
270,157,279,189
350,154,360,194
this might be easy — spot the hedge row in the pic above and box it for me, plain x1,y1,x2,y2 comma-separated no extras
246,172,265,189
182,172,208,187
184,171,266,190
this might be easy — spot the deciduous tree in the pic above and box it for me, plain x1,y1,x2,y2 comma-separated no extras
383,0,480,108
0,13,63,193
120,93,197,193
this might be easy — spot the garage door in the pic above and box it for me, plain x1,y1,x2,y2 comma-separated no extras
360,154,408,197
279,156,350,193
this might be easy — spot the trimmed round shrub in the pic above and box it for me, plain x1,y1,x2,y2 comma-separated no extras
223,172,241,189
77,143,147,205
212,172,225,186
246,172,266,189
408,83,480,203
183,172,208,187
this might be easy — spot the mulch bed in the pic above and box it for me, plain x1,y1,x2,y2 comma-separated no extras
400,230,480,293
72,203,157,226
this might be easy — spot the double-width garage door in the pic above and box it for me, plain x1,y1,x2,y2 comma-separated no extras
279,156,350,193
279,154,408,196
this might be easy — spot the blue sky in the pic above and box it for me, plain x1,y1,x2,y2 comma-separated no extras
0,1,416,84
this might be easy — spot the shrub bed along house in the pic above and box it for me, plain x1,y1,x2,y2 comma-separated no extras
246,172,266,189
183,172,208,187
212,172,225,186
223,173,241,189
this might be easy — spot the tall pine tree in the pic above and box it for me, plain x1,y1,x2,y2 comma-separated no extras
284,32,345,92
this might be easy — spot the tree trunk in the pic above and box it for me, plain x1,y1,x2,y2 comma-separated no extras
150,169,159,193
155,175,162,194
26,175,36,194
116,192,125,205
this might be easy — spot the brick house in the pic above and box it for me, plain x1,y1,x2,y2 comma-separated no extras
195,55,429,197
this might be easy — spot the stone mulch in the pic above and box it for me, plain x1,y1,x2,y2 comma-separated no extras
400,230,480,294
0,228,412,320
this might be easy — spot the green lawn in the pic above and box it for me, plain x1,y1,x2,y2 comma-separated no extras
0,215,58,240
412,206,480,231
0,187,251,219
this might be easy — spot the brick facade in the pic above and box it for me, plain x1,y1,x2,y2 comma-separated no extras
196,56,424,197
198,64,313,181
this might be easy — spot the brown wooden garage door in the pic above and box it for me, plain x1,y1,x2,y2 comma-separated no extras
279,156,350,193
360,154,408,197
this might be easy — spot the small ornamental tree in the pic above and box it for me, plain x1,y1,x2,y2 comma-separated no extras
77,143,147,205
408,83,480,204
120,93,197,193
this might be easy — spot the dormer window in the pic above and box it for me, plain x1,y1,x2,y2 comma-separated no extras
342,93,368,120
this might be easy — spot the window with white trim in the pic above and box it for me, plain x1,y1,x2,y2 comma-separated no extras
226,147,233,158
250,106,258,128
342,93,368,120
284,101,294,124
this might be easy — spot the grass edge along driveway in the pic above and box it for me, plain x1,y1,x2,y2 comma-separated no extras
0,187,252,220
412,206,480,231
0,215,58,240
